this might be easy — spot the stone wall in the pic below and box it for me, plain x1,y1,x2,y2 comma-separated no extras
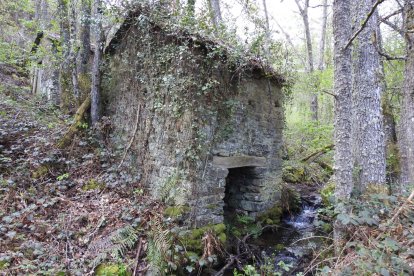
103,12,284,227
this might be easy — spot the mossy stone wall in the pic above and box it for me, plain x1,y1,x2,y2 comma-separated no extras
103,15,284,226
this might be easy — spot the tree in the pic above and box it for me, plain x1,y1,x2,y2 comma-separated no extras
399,0,414,188
91,0,104,126
208,0,222,28
332,0,353,249
350,0,386,192
294,0,318,121
318,0,329,70
58,0,70,109
79,0,91,75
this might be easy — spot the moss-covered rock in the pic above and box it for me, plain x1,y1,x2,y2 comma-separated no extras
257,204,283,225
282,164,306,183
82,178,105,191
180,223,227,254
95,263,129,276
164,205,190,218
31,165,49,179
281,186,301,213
320,181,335,206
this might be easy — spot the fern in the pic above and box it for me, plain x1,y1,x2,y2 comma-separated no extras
146,215,172,273
89,225,139,268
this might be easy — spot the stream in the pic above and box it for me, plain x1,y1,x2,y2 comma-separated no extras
251,192,323,275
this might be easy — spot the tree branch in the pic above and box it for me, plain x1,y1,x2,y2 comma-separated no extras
381,8,403,21
378,50,406,61
380,17,405,37
344,0,385,50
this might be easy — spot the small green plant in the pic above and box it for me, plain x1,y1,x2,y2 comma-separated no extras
57,173,69,181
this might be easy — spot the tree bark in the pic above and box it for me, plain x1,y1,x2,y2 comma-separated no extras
187,0,196,17
377,17,399,185
399,0,414,188
351,0,386,192
208,0,222,28
318,0,329,70
79,0,91,75
332,0,353,252
262,0,271,58
69,0,80,103
58,0,70,110
91,0,104,126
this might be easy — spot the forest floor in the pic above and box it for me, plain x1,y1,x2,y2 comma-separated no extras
0,64,156,275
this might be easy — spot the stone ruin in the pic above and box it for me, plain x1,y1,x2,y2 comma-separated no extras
103,9,285,227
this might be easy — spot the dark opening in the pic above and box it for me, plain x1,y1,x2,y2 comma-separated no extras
223,166,260,223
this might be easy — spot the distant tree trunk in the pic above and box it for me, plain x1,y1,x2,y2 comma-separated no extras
377,18,399,185
332,0,353,251
262,0,271,58
91,0,104,126
187,0,196,16
295,0,318,121
351,0,386,192
318,0,329,70
79,0,91,75
69,0,80,103
399,0,414,188
58,0,70,110
208,0,222,28
78,0,91,102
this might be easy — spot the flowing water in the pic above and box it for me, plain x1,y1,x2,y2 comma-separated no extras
252,193,323,275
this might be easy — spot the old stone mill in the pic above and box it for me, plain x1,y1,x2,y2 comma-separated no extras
103,8,285,227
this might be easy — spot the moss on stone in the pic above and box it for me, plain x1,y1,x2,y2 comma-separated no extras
164,205,190,218
180,223,227,254
282,164,306,183
281,186,301,213
82,179,105,191
320,181,335,206
257,204,282,225
218,232,227,243
31,165,49,179
95,263,129,276
275,244,285,251
206,204,216,210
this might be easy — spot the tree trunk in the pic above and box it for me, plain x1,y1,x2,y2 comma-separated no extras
295,0,318,121
318,0,329,70
332,0,353,251
399,0,414,188
79,0,91,75
377,18,399,186
351,0,386,192
262,0,271,58
91,0,104,126
58,0,70,110
69,0,80,103
208,0,222,28
187,0,196,17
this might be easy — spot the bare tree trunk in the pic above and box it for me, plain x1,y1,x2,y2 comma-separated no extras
399,0,414,189
91,0,104,126
262,0,271,58
351,0,386,192
377,18,399,186
58,0,70,110
318,0,329,70
208,0,222,28
295,0,318,121
332,0,353,252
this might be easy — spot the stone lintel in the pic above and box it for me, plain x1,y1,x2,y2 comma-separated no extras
212,156,267,169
